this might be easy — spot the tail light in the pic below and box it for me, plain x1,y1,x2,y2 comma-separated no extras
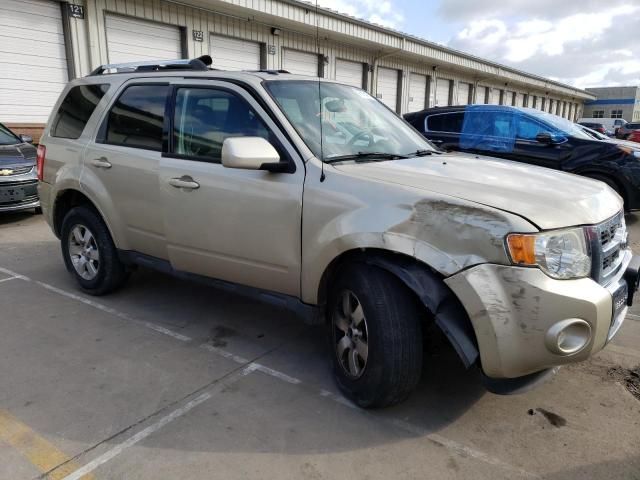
36,144,46,181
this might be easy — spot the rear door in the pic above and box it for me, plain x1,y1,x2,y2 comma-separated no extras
83,81,170,259
159,80,304,296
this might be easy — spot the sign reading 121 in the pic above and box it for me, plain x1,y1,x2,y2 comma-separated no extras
67,4,84,19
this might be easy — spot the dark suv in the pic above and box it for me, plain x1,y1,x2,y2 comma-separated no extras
405,105,640,209
0,123,40,213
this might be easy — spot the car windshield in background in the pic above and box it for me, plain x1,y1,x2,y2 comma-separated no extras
0,123,20,145
264,80,435,161
525,109,593,140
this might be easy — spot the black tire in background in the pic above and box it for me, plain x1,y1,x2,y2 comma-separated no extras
60,205,129,295
328,263,423,408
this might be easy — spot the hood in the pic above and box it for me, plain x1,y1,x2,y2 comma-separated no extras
333,152,622,230
0,143,36,169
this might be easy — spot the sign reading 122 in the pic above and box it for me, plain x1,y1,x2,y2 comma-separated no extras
67,4,84,19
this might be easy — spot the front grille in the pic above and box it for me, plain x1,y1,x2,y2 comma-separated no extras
0,165,33,176
590,211,627,286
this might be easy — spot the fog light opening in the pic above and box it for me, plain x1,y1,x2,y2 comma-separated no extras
545,319,591,355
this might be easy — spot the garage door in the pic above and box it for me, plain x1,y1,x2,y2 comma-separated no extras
435,78,451,106
504,91,515,106
282,49,318,76
0,0,68,123
407,73,427,112
105,15,182,64
476,86,488,104
376,67,399,111
335,59,363,88
210,35,260,71
457,82,471,105
490,88,501,105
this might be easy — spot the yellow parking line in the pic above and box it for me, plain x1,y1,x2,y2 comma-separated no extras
0,409,94,479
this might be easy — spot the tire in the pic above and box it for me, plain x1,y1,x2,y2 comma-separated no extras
328,263,423,408
60,205,129,295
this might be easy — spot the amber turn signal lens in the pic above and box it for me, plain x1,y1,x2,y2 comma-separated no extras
506,234,536,265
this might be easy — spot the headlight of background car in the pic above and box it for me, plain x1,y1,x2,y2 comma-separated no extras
506,228,591,279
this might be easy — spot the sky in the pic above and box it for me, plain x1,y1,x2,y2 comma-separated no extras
315,0,640,89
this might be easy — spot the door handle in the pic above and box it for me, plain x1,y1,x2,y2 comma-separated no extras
90,157,112,169
430,139,444,145
168,176,200,190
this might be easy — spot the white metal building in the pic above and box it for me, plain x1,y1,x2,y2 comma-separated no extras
0,0,596,140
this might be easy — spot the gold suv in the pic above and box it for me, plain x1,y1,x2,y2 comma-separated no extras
38,57,639,408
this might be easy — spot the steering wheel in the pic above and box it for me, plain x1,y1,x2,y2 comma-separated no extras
347,130,374,147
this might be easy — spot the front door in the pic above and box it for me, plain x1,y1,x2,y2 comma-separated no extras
159,81,304,296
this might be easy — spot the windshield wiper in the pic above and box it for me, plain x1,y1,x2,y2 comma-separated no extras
324,152,408,164
407,149,435,157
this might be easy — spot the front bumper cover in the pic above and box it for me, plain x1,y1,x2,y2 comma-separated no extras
445,249,637,380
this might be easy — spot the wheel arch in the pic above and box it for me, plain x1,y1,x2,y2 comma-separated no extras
318,248,480,369
53,189,121,248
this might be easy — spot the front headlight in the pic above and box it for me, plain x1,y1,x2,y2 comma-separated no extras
506,228,591,279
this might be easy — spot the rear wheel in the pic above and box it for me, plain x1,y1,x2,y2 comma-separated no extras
61,206,129,295
328,263,423,408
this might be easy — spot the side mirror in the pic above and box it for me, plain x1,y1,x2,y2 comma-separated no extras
20,134,33,144
536,132,566,145
222,137,286,172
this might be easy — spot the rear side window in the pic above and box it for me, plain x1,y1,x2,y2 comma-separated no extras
426,113,464,133
51,84,109,139
104,84,170,151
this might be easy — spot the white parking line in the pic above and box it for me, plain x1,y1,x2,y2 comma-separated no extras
60,365,256,480
0,276,20,284
0,266,191,342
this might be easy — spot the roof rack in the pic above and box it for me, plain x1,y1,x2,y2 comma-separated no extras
246,69,291,75
89,55,213,76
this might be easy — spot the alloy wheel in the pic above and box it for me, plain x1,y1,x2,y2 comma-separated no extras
333,289,369,378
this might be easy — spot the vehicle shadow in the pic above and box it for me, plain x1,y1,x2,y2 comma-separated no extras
0,210,37,226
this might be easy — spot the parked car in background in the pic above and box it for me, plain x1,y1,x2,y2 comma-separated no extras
37,58,639,408
616,122,640,140
0,123,40,213
629,130,640,144
405,105,640,209
579,124,640,149
578,122,610,136
579,117,627,136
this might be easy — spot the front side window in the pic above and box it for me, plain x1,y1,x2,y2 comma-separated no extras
516,115,548,140
51,84,109,139
264,80,435,161
104,84,170,151
171,88,271,161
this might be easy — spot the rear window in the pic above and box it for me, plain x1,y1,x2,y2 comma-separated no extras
51,84,110,139
104,84,170,151
426,113,464,133
628,123,640,129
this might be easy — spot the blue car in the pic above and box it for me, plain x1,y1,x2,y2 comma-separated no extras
405,105,640,210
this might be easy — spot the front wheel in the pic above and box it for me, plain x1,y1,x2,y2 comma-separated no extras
60,206,129,295
328,263,423,408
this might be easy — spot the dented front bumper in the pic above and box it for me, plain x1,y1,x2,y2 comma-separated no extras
445,249,637,379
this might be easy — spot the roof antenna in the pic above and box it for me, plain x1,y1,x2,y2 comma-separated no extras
315,0,326,182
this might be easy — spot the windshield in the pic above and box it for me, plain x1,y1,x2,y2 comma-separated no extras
524,109,593,140
264,80,435,161
0,123,20,145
